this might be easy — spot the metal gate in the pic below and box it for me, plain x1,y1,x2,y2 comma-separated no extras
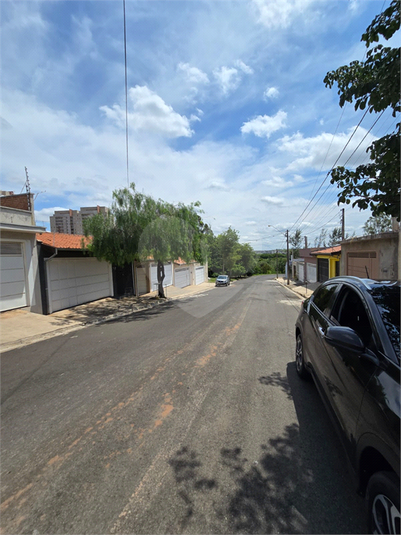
317,258,329,282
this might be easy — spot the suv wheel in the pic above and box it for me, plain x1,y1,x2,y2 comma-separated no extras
295,333,310,380
366,471,400,534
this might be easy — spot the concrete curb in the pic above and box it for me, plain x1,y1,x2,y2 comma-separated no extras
275,277,313,300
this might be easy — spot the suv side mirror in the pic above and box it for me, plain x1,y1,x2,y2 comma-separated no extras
324,326,365,354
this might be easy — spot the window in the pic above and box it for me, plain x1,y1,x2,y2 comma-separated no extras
312,284,337,316
370,286,400,360
331,287,373,347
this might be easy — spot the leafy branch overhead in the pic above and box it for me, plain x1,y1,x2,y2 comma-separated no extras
324,0,400,219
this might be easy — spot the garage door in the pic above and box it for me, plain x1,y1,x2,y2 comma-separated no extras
175,267,190,288
136,264,148,295
47,258,112,313
0,242,27,312
317,259,329,282
298,263,304,282
195,266,205,285
347,252,378,279
150,262,172,291
307,263,317,283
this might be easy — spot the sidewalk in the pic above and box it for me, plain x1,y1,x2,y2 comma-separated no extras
276,276,319,299
1,282,215,352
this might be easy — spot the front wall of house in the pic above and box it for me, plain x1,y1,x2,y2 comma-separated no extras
341,234,398,280
0,230,42,313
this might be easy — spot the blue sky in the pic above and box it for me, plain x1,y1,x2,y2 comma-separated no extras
1,0,394,249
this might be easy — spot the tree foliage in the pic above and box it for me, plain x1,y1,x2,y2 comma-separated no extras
208,227,256,277
363,213,393,235
327,227,343,246
289,228,302,258
84,183,207,298
324,0,400,219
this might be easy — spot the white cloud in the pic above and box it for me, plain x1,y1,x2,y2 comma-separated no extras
213,66,240,95
278,127,376,172
177,63,209,84
261,196,285,205
264,86,279,100
241,110,287,138
235,60,253,74
251,0,322,29
100,85,194,138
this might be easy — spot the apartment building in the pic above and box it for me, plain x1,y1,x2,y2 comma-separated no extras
50,206,109,234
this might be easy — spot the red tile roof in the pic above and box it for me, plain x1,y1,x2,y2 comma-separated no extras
36,232,91,250
311,245,341,256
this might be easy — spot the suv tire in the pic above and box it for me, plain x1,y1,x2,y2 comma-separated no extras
295,333,310,380
366,471,400,534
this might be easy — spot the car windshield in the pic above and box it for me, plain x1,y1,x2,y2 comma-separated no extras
217,276,227,280
370,286,400,360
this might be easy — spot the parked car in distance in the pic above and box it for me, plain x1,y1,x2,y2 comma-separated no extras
215,275,230,287
295,276,400,534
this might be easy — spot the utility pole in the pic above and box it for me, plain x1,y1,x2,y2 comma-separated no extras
341,208,345,240
286,230,290,285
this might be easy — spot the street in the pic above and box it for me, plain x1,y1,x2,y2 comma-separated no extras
1,276,366,534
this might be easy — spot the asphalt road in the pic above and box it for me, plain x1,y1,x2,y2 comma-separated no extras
1,276,366,534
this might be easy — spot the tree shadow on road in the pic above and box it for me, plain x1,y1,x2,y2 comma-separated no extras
167,362,366,534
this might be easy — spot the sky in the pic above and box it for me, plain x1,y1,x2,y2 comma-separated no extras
1,0,395,250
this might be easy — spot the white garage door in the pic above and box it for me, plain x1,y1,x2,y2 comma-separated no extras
150,262,172,291
306,263,317,283
136,264,148,295
47,257,112,313
175,267,190,288
0,242,27,312
298,263,305,282
195,266,205,285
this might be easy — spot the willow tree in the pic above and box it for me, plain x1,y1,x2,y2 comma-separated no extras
84,183,207,298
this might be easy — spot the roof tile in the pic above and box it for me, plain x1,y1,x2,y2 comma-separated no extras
36,232,91,250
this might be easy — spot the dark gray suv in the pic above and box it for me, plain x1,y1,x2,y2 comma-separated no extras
295,277,400,534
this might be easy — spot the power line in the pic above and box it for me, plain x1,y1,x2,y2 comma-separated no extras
289,107,369,233
123,0,129,187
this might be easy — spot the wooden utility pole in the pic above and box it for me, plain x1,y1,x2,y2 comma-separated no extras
286,230,290,285
341,208,345,240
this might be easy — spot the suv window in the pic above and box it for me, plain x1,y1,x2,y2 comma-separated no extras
331,287,373,348
312,284,337,316
370,285,400,360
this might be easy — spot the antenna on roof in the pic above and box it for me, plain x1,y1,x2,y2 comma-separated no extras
25,167,31,211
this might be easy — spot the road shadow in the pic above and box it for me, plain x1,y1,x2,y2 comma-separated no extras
167,363,366,534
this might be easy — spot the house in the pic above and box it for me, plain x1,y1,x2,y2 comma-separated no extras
37,232,114,314
295,247,319,283
340,231,399,280
0,193,46,313
36,232,207,314
311,245,341,282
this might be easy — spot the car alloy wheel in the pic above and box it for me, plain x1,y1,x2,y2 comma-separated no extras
367,472,400,534
295,334,310,380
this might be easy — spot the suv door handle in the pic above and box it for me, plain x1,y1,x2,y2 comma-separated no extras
318,327,325,337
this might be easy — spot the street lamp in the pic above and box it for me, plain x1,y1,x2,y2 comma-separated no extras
268,225,290,286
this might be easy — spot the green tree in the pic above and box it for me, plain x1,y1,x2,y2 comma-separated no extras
328,227,343,246
237,243,257,275
363,213,393,235
289,228,302,258
84,183,206,298
324,0,400,219
314,229,327,248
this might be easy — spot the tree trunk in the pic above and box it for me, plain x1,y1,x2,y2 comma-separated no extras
157,260,166,298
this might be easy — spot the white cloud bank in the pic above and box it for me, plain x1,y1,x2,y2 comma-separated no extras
100,85,195,138
241,110,287,138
